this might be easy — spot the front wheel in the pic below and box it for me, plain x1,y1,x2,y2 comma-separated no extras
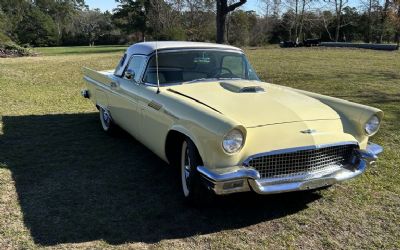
180,138,213,205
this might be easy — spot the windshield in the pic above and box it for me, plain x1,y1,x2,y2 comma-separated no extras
143,50,260,85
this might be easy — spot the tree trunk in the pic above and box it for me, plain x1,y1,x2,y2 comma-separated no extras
398,5,400,47
366,0,372,43
216,1,226,44
322,13,334,41
56,21,62,44
379,0,390,44
141,31,145,42
298,0,306,41
216,0,247,44
335,16,340,42
335,0,342,42
294,0,299,41
226,14,230,43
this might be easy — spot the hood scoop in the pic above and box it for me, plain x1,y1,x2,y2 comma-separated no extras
220,81,265,93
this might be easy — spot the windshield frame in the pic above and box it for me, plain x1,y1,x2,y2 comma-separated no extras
141,48,260,87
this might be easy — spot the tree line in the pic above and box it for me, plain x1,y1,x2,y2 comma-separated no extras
0,0,399,47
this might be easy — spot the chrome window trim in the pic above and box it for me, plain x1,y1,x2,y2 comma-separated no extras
114,53,127,77
148,48,245,54
242,141,359,167
121,54,149,84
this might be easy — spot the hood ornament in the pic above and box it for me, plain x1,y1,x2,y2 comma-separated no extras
301,129,317,134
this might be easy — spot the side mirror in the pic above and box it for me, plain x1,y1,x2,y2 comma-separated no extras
124,69,135,80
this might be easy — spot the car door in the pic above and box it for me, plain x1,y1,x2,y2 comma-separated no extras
108,55,147,139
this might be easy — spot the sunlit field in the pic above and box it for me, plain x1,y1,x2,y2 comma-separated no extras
0,45,399,249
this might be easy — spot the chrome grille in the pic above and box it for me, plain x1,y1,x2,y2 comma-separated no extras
246,144,357,179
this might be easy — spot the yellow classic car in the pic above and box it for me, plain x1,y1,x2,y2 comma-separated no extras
82,41,383,202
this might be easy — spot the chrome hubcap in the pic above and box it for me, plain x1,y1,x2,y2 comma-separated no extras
181,141,191,197
102,109,111,128
184,148,191,182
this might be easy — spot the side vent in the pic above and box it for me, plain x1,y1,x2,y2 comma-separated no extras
148,100,162,110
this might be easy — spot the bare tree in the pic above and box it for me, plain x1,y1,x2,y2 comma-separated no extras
282,0,313,42
262,0,282,17
324,0,348,41
392,0,400,45
378,0,390,43
76,10,104,46
261,0,281,38
319,9,334,40
397,1,400,45
360,0,375,43
216,0,247,43
148,0,183,40
183,0,215,41
297,0,308,41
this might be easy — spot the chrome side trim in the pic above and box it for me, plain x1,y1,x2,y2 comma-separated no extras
84,75,138,106
243,141,359,167
163,109,180,120
167,89,223,114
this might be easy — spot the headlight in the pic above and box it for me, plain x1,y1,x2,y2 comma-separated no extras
222,129,244,153
365,115,380,135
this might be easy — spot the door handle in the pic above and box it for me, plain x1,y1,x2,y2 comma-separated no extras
110,81,119,88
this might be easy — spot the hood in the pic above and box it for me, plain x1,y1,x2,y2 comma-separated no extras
167,80,340,128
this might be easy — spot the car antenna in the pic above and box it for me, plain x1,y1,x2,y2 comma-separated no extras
155,6,161,94
155,40,160,94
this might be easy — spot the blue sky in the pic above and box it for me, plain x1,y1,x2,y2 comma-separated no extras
85,0,262,13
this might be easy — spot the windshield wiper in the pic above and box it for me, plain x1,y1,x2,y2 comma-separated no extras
182,77,244,84
217,77,243,80
183,78,217,84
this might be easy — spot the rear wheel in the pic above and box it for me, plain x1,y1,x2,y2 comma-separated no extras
99,106,116,134
180,138,213,205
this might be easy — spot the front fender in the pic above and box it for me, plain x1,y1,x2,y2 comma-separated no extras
168,125,205,162
290,88,383,149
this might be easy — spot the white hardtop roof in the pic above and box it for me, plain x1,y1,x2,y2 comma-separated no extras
126,41,243,56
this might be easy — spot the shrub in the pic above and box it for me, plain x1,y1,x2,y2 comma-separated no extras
0,40,33,57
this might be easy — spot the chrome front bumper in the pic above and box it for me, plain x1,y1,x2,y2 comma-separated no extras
197,142,383,195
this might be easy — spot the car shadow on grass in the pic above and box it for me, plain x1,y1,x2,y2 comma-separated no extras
0,113,322,246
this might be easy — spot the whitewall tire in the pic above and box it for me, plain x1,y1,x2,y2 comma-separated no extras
180,138,213,204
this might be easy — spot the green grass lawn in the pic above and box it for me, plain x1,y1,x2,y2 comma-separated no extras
34,45,128,56
0,46,399,249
